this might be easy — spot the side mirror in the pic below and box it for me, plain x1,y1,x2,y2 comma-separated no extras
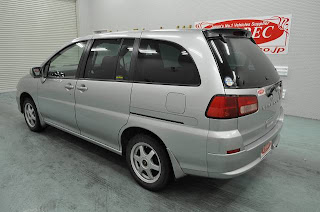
30,67,42,78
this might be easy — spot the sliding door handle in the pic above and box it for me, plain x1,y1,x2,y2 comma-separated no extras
77,85,88,92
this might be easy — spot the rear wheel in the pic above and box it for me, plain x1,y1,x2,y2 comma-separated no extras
23,98,43,132
126,134,172,191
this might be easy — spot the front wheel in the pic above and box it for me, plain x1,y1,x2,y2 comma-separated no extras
23,98,43,132
126,134,172,191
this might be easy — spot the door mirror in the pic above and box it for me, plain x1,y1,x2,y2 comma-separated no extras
30,67,42,78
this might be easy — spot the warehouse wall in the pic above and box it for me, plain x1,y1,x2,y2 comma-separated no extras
0,0,78,92
76,0,320,120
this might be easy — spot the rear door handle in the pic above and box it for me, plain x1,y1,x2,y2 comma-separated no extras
64,83,74,90
77,84,88,92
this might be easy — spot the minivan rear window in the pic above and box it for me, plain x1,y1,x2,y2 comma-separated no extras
209,38,280,89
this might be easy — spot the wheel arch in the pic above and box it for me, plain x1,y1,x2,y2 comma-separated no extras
19,91,46,127
20,92,34,113
120,126,186,179
120,127,165,156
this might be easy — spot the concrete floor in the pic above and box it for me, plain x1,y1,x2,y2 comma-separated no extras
0,92,319,212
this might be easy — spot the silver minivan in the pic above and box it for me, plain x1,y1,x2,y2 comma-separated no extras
16,28,284,190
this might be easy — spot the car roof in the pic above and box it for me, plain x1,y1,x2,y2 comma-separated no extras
71,28,252,43
72,29,204,42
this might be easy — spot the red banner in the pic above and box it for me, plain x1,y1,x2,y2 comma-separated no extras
195,15,292,54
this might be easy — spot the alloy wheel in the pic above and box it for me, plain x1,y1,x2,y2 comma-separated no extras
24,103,36,128
130,142,161,184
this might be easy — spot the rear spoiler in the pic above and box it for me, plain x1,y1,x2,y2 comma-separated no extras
203,28,256,44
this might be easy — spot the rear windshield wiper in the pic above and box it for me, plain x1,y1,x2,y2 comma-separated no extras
267,81,282,97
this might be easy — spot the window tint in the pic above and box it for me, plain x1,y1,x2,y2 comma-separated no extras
115,39,135,80
135,39,200,85
84,39,122,80
48,41,87,78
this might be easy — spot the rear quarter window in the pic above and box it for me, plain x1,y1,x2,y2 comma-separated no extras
134,39,201,86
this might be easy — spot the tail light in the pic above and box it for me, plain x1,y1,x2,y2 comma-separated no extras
206,95,258,119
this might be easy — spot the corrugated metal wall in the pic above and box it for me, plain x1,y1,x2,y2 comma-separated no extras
0,0,77,92
77,0,320,120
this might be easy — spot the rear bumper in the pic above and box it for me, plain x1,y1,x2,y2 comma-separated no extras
207,107,284,178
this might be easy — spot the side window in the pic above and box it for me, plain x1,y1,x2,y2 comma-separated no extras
135,39,200,85
115,39,135,80
84,39,122,80
48,41,87,78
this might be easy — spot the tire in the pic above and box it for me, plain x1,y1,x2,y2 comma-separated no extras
126,134,172,191
23,98,43,132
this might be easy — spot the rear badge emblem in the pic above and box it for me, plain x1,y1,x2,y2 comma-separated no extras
257,88,265,96
224,77,234,87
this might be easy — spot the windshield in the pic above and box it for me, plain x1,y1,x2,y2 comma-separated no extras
209,38,280,88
